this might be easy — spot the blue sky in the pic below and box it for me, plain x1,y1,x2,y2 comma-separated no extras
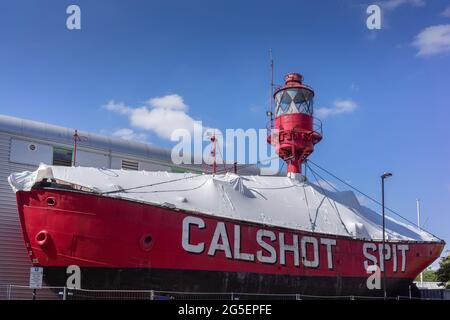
0,0,449,261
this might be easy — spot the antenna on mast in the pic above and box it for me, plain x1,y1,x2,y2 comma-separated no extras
267,49,274,121
73,130,81,167
211,133,217,175
205,130,225,175
72,129,87,167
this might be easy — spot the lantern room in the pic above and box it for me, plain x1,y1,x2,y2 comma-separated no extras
268,72,322,176
274,73,314,117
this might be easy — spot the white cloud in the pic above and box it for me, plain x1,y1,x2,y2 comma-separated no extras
146,94,188,111
315,99,358,119
104,94,201,141
441,6,450,18
104,100,131,114
412,24,450,56
112,128,147,142
380,0,425,11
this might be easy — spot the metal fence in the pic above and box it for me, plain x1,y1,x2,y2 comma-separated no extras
2,285,449,300
1,284,63,300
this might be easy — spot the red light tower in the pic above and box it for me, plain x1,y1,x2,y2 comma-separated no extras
267,73,322,176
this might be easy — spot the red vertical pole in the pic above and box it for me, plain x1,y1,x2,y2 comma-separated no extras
73,130,78,167
212,135,217,174
287,132,301,174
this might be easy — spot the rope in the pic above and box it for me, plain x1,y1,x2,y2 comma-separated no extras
100,154,282,195
215,140,228,173
123,180,209,194
100,173,205,195
308,164,351,236
307,160,440,239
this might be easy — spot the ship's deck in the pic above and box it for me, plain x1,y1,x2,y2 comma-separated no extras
9,164,441,242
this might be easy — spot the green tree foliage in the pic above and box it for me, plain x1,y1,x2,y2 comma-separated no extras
415,268,437,282
435,253,450,288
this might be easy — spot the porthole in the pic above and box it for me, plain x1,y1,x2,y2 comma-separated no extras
46,197,56,206
140,234,153,251
35,230,50,247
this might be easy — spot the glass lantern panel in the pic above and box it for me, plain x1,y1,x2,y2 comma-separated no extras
280,91,291,112
275,88,314,116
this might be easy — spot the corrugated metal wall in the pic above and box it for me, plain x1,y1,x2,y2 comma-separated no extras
0,133,35,299
0,132,173,299
0,118,262,299
0,132,174,299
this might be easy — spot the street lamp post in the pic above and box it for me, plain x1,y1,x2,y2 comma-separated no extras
381,172,393,299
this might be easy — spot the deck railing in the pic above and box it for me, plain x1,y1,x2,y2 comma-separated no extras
266,116,323,141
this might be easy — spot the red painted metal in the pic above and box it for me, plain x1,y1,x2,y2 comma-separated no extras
211,135,217,174
16,189,444,280
268,73,322,174
72,129,88,167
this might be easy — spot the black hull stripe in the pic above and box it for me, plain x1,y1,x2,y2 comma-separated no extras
43,267,419,297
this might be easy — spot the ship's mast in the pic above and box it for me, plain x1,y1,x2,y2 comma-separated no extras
205,130,226,175
73,129,80,167
211,134,217,175
72,129,87,167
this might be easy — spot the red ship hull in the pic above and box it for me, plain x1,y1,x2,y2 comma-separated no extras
15,188,444,297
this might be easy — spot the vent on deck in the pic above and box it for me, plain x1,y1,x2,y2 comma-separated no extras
122,159,139,171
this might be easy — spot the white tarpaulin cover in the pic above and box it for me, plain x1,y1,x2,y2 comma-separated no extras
8,164,439,242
